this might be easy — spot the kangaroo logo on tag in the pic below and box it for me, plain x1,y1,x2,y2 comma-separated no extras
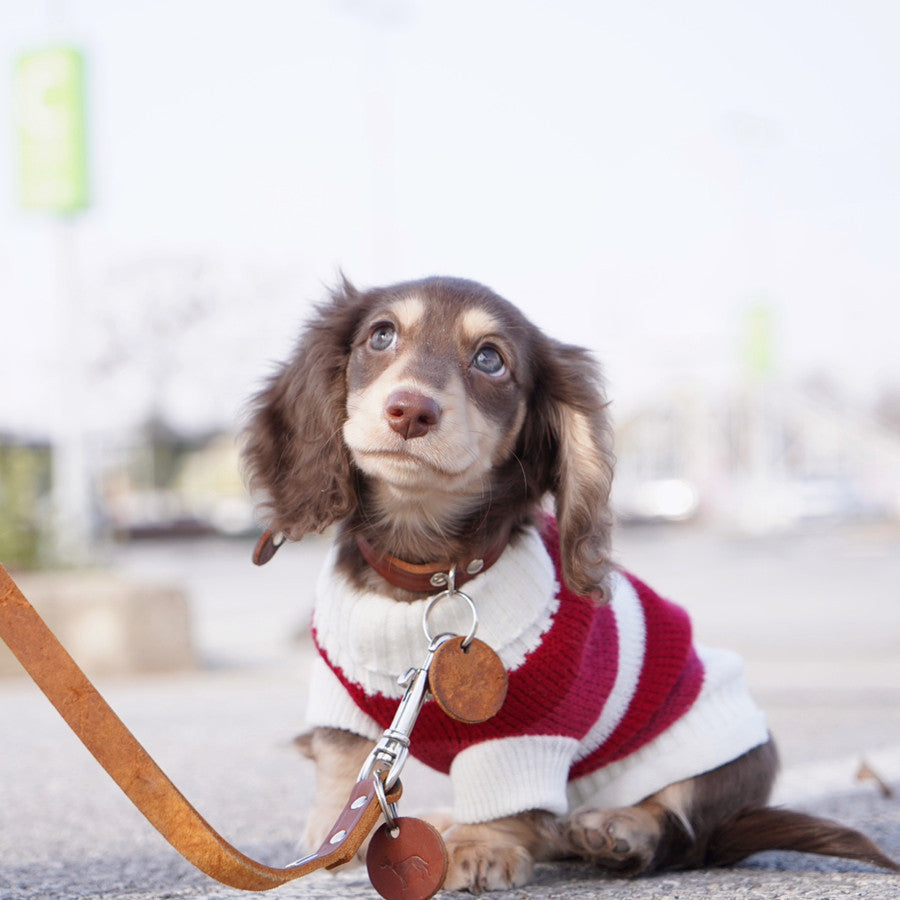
366,817,448,900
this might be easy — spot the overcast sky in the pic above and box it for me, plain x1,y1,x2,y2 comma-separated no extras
2,0,899,437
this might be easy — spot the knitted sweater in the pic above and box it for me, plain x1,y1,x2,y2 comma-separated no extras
306,520,768,824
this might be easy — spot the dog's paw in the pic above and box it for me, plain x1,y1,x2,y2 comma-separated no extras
422,808,454,834
442,824,534,892
566,807,661,875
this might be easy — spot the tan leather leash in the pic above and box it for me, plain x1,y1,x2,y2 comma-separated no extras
0,562,400,892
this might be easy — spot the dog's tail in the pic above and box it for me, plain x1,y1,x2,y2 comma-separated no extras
703,806,900,873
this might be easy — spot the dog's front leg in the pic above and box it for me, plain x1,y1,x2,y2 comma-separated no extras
442,810,567,892
295,726,375,859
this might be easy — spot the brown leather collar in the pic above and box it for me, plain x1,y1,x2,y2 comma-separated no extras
356,530,511,593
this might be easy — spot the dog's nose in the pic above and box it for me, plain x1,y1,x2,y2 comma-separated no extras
385,390,442,439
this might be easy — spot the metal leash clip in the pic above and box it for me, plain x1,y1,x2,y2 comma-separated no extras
358,631,454,801
354,566,507,900
355,613,461,900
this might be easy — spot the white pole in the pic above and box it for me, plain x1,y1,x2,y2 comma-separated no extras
50,216,92,564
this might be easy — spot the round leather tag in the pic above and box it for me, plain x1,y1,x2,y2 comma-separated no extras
429,636,508,724
366,817,448,900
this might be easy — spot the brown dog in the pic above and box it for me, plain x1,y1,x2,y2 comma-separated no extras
243,276,898,892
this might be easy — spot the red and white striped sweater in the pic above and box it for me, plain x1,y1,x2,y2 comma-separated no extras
306,519,768,823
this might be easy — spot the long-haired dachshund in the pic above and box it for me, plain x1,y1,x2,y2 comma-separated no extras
242,276,898,892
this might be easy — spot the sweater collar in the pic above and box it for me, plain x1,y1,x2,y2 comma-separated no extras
313,526,563,698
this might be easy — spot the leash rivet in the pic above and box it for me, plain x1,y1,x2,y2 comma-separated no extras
329,829,347,844
350,795,368,810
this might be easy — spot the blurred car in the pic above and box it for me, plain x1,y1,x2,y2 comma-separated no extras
612,477,700,523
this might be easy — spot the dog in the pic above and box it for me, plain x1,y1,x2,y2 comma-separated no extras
242,275,898,892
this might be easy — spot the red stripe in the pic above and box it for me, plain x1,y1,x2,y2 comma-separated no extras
569,573,704,778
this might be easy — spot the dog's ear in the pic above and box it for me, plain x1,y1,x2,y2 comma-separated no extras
519,336,615,600
242,277,365,541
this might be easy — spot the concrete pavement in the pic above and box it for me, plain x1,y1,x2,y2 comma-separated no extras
2,523,899,899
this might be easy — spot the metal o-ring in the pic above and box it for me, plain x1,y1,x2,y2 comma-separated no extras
422,588,479,648
373,774,398,830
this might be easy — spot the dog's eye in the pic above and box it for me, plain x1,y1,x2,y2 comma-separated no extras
473,346,506,376
369,323,397,351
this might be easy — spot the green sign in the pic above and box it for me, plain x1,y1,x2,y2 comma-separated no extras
742,300,776,380
14,46,90,214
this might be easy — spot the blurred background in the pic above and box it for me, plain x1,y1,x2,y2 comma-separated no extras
2,8,900,895
1,0,899,674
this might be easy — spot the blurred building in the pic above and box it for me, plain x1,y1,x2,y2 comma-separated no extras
99,427,253,540
612,383,900,530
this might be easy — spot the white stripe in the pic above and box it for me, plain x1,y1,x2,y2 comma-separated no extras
303,655,383,740
450,735,579,822
573,570,647,761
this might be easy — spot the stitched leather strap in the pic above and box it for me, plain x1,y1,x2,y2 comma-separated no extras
356,528,511,593
0,563,398,892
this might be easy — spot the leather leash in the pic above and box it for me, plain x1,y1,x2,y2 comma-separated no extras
0,562,400,892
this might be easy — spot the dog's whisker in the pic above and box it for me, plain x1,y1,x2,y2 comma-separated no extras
510,451,530,494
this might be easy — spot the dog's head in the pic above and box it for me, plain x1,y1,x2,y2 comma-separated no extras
242,276,614,597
